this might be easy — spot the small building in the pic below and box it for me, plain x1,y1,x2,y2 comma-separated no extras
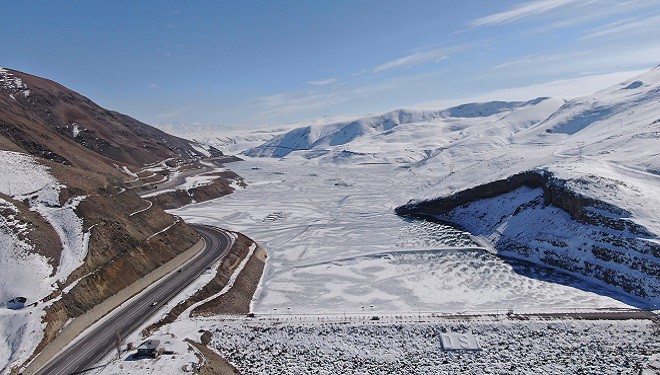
136,339,161,358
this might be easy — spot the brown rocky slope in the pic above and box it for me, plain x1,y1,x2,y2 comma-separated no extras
0,67,235,370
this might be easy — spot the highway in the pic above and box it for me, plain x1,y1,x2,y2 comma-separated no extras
33,224,232,375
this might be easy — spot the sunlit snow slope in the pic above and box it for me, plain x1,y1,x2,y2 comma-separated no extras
244,98,564,160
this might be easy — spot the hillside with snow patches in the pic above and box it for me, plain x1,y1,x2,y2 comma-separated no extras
0,151,88,372
0,67,207,374
244,67,660,306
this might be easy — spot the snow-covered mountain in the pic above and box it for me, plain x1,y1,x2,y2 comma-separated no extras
244,98,565,160
179,127,293,155
398,67,660,306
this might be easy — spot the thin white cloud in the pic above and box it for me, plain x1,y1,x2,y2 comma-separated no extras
306,78,337,86
156,105,191,119
416,69,646,109
580,13,660,39
472,0,583,26
489,45,660,76
492,51,589,69
247,90,350,122
373,46,462,73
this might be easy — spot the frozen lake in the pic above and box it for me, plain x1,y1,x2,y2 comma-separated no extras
172,158,633,313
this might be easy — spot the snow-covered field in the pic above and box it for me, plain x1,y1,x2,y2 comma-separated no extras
89,312,659,375
172,159,634,314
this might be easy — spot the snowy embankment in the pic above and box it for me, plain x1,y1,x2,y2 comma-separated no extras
209,318,657,374
0,151,89,373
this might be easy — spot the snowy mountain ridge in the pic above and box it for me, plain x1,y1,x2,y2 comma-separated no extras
534,67,660,136
244,98,561,158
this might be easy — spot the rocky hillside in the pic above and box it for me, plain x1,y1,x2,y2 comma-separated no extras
0,68,204,169
0,68,215,373
396,170,659,306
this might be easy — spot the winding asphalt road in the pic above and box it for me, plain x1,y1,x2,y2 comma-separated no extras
138,164,213,197
33,224,232,375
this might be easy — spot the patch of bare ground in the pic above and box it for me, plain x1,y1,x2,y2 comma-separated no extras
143,233,261,335
187,339,241,375
523,310,658,320
146,177,238,210
192,246,266,316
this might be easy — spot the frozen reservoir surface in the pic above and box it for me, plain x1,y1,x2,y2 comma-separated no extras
171,158,634,313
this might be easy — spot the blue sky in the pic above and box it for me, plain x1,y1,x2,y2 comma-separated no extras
2,0,659,128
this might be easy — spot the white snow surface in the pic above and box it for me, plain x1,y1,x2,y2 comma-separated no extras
0,199,53,303
244,97,565,158
180,127,293,155
0,68,30,99
172,159,633,314
209,317,657,374
71,123,82,138
190,142,211,157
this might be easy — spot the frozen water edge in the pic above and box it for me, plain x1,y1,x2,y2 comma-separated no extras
171,158,635,313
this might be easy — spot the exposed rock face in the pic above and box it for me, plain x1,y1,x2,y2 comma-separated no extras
39,202,199,353
396,170,659,306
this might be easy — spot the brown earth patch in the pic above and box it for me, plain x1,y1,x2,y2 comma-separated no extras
32,190,199,359
143,233,258,335
146,177,237,210
187,340,241,375
192,246,266,316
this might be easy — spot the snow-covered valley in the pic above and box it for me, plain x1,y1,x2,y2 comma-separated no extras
192,68,660,311
2,63,659,375
91,67,659,375
172,159,637,314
